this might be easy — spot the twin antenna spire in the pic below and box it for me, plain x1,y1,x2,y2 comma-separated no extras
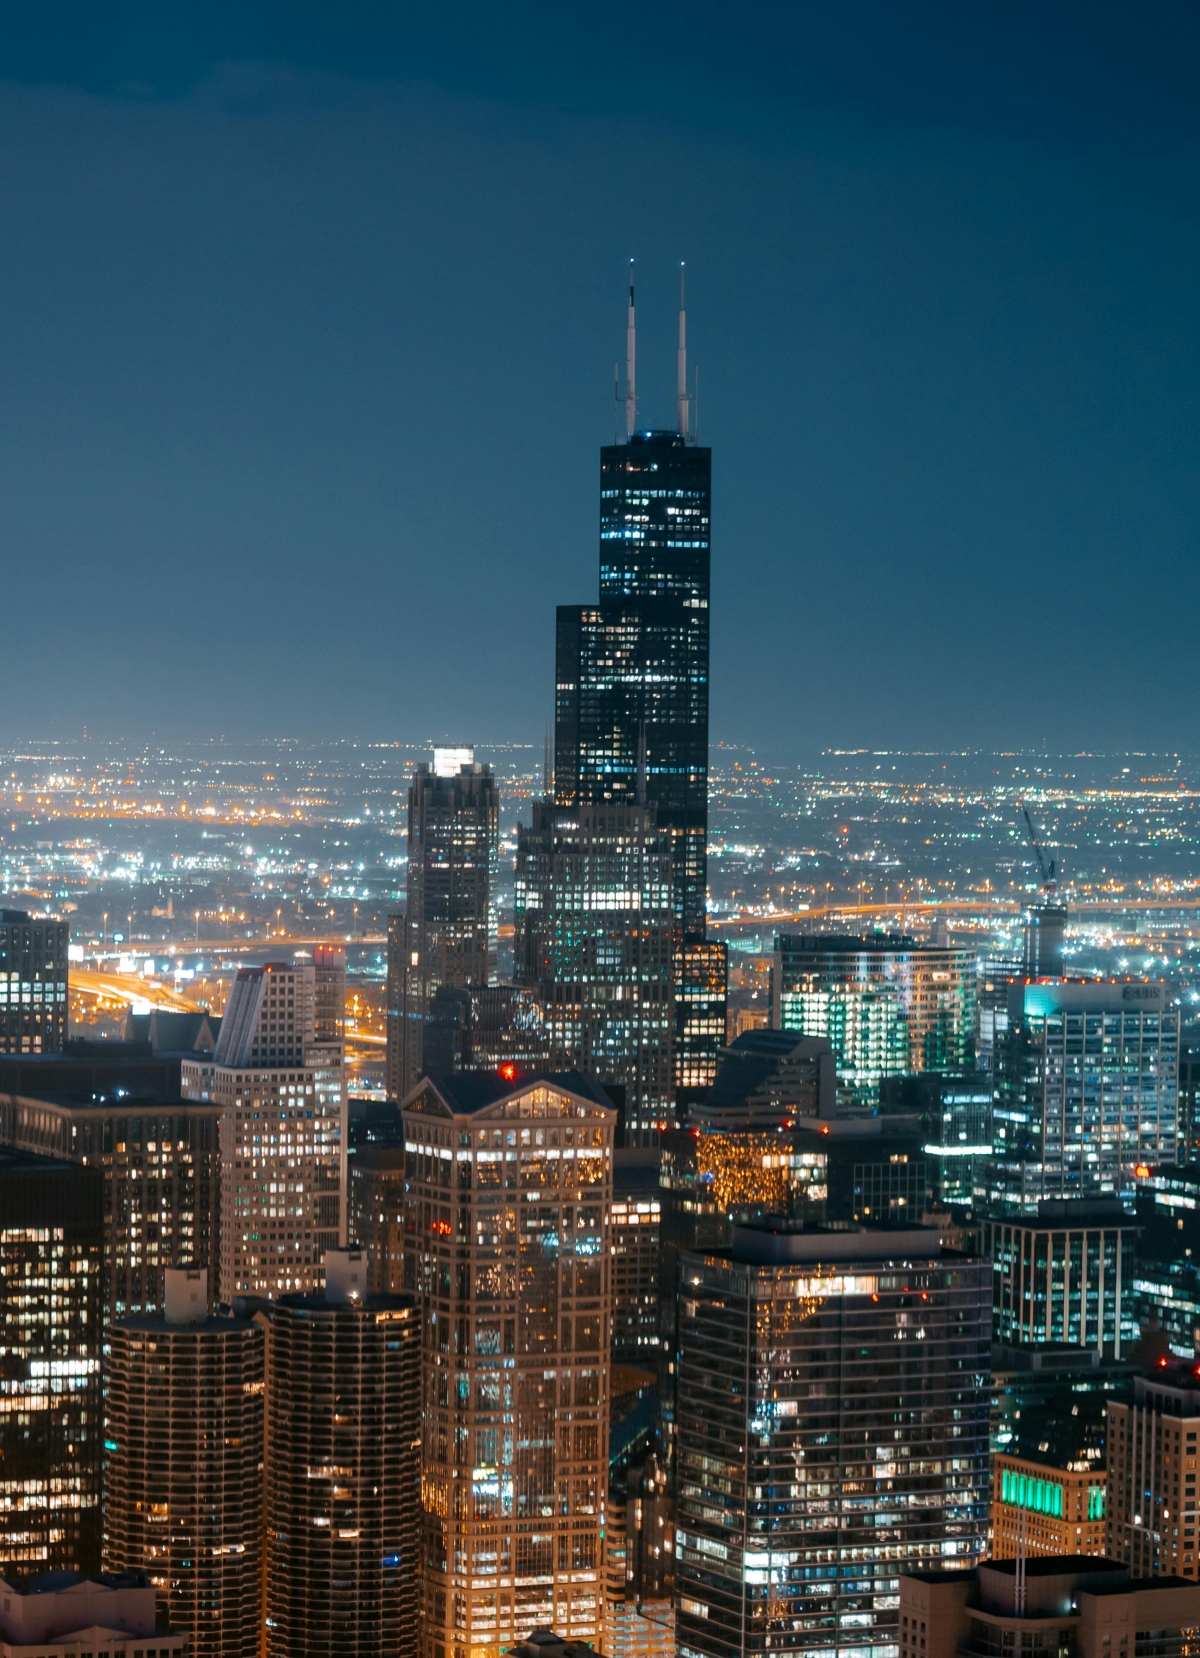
620,261,691,442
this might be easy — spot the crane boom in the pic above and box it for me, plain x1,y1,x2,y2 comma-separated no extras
1019,800,1056,893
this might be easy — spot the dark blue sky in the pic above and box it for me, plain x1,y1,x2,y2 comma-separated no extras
3,3,1200,752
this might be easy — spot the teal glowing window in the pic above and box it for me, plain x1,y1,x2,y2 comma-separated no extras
1001,1468,1064,1518
1088,1484,1105,1522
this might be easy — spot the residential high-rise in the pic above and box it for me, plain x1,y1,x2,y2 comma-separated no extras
984,1200,1135,1356
553,283,726,1116
0,1086,219,1319
389,749,499,1096
1107,1361,1200,1579
264,1251,421,1658
772,932,977,1107
0,910,68,1054
675,1221,992,1658
103,1267,265,1658
0,1148,103,1574
515,801,675,1141
401,1073,615,1658
181,960,345,1301
989,979,1180,1212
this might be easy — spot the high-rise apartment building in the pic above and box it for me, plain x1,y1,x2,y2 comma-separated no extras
401,1073,615,1658
264,1251,421,1658
388,750,499,1097
772,932,976,1107
0,1148,103,1574
675,1221,991,1658
103,1267,265,1658
1107,1362,1200,1579
984,1200,1135,1356
182,960,345,1301
0,1088,219,1319
0,910,68,1054
515,801,675,1141
989,980,1180,1213
1133,1161,1200,1355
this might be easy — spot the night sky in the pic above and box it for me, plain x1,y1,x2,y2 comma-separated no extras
3,4,1200,753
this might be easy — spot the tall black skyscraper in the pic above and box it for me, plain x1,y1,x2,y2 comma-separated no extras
555,277,711,937
552,272,726,1114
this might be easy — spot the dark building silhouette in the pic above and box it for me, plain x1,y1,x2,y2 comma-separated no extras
0,1148,103,1574
515,801,676,1140
386,748,498,1098
552,288,726,1119
0,911,68,1055
555,431,711,941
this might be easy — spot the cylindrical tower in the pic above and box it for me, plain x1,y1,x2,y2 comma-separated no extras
265,1250,421,1658
103,1266,265,1658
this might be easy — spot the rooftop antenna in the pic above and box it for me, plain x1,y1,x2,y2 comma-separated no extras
677,262,689,439
625,259,637,440
613,362,620,445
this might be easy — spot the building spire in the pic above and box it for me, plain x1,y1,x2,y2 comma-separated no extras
625,260,637,440
677,262,689,439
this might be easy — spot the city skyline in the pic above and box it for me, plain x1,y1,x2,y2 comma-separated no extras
0,8,1199,750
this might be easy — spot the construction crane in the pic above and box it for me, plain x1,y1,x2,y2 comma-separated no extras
1019,800,1057,895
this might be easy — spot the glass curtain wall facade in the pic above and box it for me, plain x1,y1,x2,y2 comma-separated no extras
400,752,499,1092
401,1077,614,1658
555,434,711,940
0,1149,103,1574
0,1091,220,1320
514,802,675,1141
675,1224,991,1658
554,429,726,1116
772,935,976,1108
984,1201,1135,1356
989,980,1180,1213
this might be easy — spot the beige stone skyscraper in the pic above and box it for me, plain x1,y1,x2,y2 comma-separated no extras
401,1073,615,1658
182,959,345,1301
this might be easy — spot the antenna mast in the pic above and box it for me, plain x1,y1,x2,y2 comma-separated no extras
625,260,637,440
677,262,689,439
